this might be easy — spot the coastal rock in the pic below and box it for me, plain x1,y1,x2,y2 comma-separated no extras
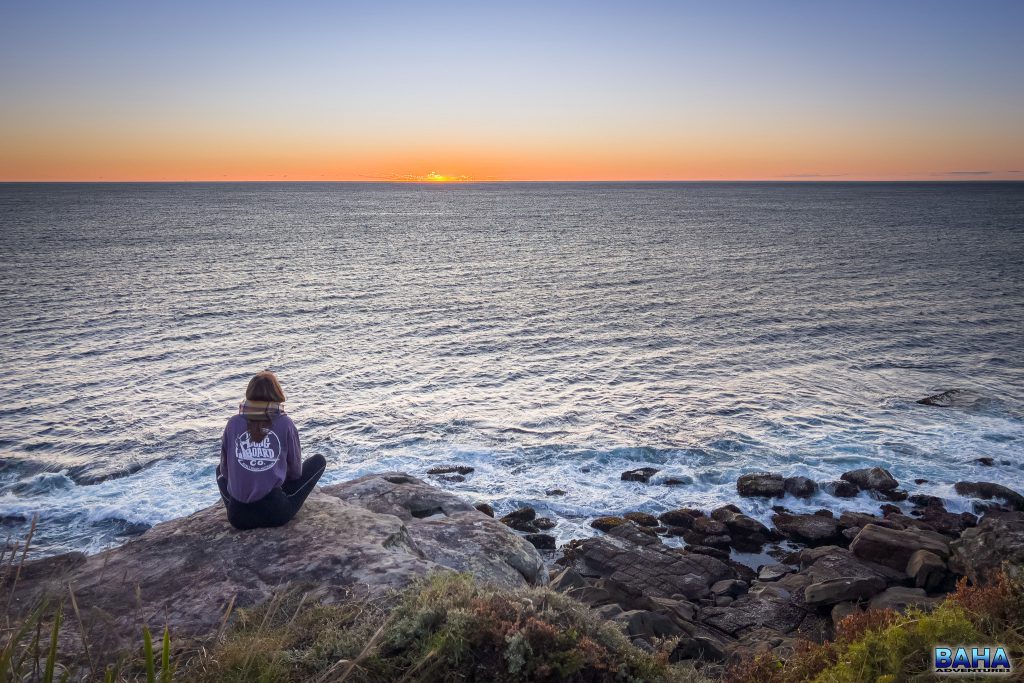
9,473,546,655
867,586,940,613
772,512,840,545
804,577,886,607
954,481,1024,511
591,516,627,533
849,524,950,571
737,472,785,498
821,480,859,498
840,467,898,492
500,507,539,532
949,510,1024,583
621,468,659,483
712,506,770,550
783,476,818,498
534,517,557,530
659,509,702,527
906,549,948,592
426,465,474,476
524,533,557,551
562,524,733,603
916,389,980,409
623,512,659,527
474,502,495,517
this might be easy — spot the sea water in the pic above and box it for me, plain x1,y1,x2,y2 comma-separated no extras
1,182,1022,556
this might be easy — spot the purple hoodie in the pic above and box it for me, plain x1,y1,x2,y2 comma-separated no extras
220,414,301,503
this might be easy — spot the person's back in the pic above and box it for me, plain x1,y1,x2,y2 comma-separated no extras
217,371,326,530
221,412,301,503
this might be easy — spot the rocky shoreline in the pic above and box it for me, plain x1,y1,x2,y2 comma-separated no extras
482,463,1024,666
6,463,1023,671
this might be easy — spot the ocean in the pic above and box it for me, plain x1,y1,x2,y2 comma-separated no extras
1,181,1022,557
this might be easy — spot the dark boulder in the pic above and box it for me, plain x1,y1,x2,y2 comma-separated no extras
591,516,627,533
772,512,840,545
949,510,1024,583
658,509,703,527
737,472,785,498
621,468,660,483
523,533,557,551
474,502,495,517
783,476,818,498
954,481,1024,512
623,512,659,527
849,524,950,572
426,465,474,476
822,480,859,498
840,467,898,492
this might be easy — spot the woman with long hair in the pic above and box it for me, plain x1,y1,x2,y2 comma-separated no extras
216,371,326,529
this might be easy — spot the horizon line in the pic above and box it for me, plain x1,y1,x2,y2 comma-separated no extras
3,178,1024,184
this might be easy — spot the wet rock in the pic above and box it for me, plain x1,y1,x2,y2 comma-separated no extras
849,524,950,571
662,477,690,486
871,488,909,502
437,474,465,483
712,507,770,551
879,503,901,516
916,388,975,408
664,526,690,537
906,549,947,592
975,457,994,467
426,465,474,476
954,481,1024,511
772,512,840,545
908,494,943,509
623,512,659,527
523,533,556,551
822,480,859,498
590,516,627,533
841,467,898,492
914,478,929,485
621,467,659,483
659,509,703,527
534,517,557,530
949,510,1024,583
545,488,567,496
867,586,940,613
783,476,818,498
737,472,785,498
501,508,539,532
813,509,834,518
8,473,546,654
692,517,728,536
804,576,887,607
474,503,495,517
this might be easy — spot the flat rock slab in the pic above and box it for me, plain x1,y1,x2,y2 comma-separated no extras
7,473,545,655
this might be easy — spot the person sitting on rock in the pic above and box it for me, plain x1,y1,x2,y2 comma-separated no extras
216,371,326,529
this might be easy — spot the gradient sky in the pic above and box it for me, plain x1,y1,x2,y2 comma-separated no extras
1,0,1022,181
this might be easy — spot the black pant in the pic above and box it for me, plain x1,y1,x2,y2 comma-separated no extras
217,454,327,530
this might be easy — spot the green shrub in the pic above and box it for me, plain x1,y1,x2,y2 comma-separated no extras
190,573,696,683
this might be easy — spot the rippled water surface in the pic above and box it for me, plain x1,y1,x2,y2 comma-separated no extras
1,182,1023,556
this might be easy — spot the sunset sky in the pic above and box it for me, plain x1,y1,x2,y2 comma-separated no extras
1,1,1022,181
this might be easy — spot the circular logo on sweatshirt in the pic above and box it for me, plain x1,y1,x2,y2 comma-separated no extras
234,430,282,472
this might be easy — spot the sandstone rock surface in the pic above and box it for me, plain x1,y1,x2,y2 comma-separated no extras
9,473,545,654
